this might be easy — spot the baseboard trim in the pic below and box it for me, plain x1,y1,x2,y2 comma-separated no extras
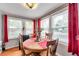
3,46,19,51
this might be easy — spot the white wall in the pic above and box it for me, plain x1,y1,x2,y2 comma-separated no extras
0,12,2,51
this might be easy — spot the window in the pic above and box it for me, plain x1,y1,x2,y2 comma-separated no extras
25,20,33,35
52,10,68,45
41,18,49,38
8,17,22,39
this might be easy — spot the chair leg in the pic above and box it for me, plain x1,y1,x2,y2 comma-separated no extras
21,49,26,56
25,52,32,56
47,48,49,56
21,50,25,56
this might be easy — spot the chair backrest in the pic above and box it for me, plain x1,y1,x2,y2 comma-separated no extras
18,34,24,50
18,34,26,55
47,39,59,56
19,34,30,49
22,35,29,42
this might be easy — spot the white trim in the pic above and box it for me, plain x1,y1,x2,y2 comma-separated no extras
41,4,68,20
8,16,32,21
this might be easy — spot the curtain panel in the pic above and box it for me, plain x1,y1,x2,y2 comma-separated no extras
33,20,36,33
38,18,41,32
4,15,8,42
68,3,79,55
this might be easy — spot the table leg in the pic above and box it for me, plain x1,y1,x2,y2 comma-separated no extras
32,52,41,56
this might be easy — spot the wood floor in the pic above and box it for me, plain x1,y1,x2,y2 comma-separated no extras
0,43,72,56
0,47,49,56
0,47,22,56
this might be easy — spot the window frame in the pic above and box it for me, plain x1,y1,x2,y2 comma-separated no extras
8,17,23,39
41,17,50,38
41,6,68,45
7,16,33,39
24,20,33,35
51,9,68,45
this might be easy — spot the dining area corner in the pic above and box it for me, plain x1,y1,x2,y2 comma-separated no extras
18,32,59,56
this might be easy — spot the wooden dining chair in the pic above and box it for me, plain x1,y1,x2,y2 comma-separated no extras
46,39,59,56
18,34,32,56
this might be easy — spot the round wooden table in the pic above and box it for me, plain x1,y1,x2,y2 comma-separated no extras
23,42,47,56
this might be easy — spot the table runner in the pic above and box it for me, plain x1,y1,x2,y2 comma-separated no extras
23,38,48,49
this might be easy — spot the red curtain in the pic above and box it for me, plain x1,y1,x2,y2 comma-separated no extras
78,38,79,55
68,3,79,55
33,20,36,33
33,18,41,38
38,18,41,32
4,15,8,42
33,18,41,33
32,20,37,38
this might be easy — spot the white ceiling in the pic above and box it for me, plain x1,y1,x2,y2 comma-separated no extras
0,3,64,19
